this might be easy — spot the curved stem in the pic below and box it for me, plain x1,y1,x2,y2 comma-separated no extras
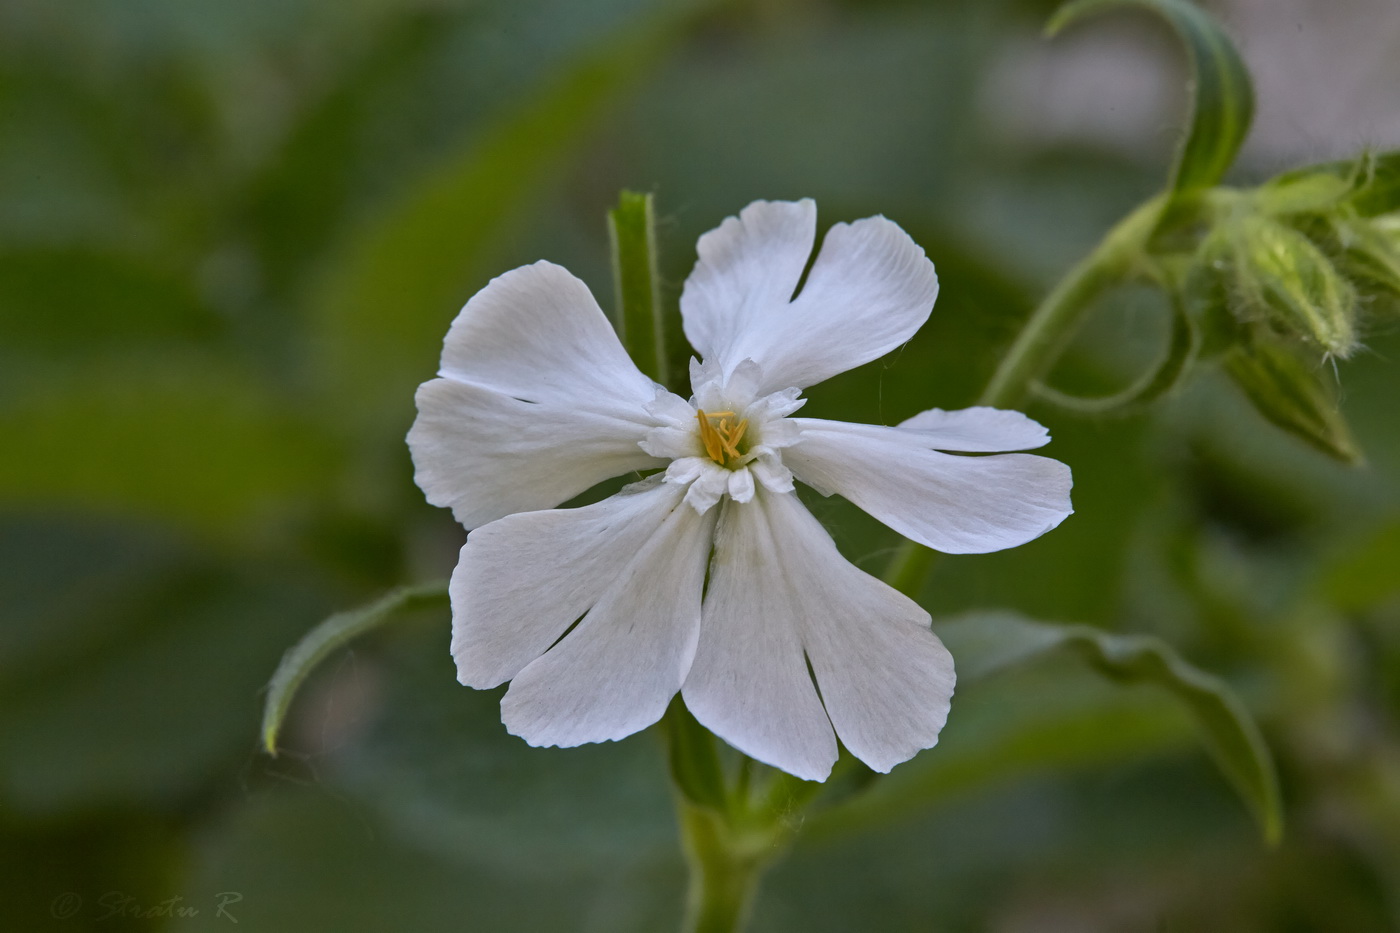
979,195,1166,408
883,194,1167,591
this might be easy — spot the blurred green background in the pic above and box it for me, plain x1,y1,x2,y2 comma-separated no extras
3,0,1399,929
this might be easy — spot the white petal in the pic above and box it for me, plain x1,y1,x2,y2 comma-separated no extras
500,487,716,747
680,201,817,379
683,497,839,781
749,456,795,494
664,457,709,487
897,406,1051,451
680,202,939,394
450,478,686,689
645,389,699,424
744,386,805,425
726,467,755,503
682,462,731,515
439,261,657,409
686,490,955,778
752,492,956,773
785,419,1073,554
409,379,665,530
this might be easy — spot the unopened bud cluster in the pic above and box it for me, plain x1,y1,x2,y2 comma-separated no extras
1196,152,1400,361
1161,152,1400,461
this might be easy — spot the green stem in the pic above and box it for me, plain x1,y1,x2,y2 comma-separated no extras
882,194,1167,591
979,195,1166,408
610,190,668,385
677,800,776,933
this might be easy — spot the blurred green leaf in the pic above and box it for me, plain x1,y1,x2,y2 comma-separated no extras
329,620,679,876
1224,338,1359,464
0,517,185,687
1349,151,1400,217
180,786,683,933
808,663,1196,841
0,568,329,814
0,246,216,354
0,359,335,538
938,611,1283,844
240,12,447,295
1047,0,1254,193
1254,171,1355,217
1330,215,1400,302
1262,150,1400,219
1322,521,1400,612
308,12,692,429
0,811,185,933
262,581,448,755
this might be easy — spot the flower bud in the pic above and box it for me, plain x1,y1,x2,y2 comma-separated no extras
1227,216,1357,358
1336,216,1400,304
1224,338,1360,463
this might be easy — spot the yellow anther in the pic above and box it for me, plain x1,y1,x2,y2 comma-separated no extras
696,409,724,462
720,418,747,458
695,408,750,467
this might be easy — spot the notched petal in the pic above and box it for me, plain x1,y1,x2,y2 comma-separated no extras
786,418,1073,554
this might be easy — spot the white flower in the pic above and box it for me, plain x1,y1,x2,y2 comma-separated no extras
408,199,1072,781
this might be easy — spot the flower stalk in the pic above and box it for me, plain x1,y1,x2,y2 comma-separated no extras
676,797,777,933
610,189,669,386
666,703,819,933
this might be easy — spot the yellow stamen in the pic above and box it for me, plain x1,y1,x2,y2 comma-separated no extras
696,409,723,462
720,417,746,458
695,408,750,467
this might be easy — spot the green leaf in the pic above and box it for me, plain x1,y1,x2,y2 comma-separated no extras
0,359,335,540
1048,0,1254,193
808,667,1195,842
261,581,449,755
1348,150,1400,217
938,611,1284,844
1253,171,1354,217
1258,150,1400,218
307,15,689,430
1331,215,1400,301
609,190,669,387
1224,337,1360,463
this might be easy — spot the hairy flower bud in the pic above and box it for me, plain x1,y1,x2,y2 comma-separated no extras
1226,216,1357,358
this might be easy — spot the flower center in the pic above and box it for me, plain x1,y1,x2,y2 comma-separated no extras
695,408,750,468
